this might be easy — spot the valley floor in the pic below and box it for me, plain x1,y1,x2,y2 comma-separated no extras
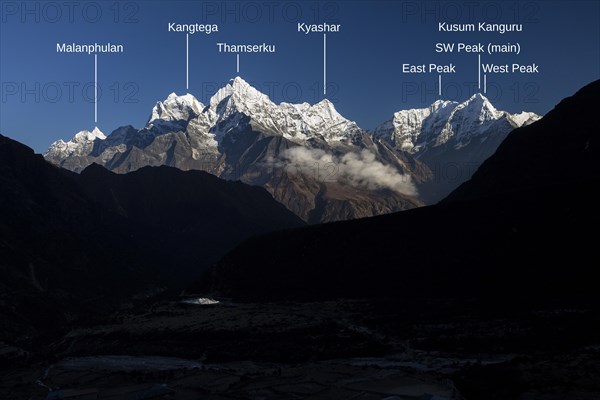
2,299,600,400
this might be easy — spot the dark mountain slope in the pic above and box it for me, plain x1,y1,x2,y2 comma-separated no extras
0,135,303,344
206,80,600,303
448,79,600,201
0,135,144,343
76,164,304,282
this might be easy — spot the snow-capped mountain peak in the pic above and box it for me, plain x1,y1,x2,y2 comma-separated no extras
203,77,359,143
46,76,367,167
458,93,502,121
431,99,458,110
509,111,542,126
312,98,340,116
65,127,106,145
209,76,271,111
149,93,204,124
43,79,546,211
301,99,359,140
229,76,253,91
45,80,542,181
45,127,106,159
373,94,541,153
74,127,106,141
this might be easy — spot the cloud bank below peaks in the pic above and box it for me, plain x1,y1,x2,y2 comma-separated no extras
277,147,417,196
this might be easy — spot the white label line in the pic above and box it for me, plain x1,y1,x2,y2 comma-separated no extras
236,53,239,73
94,54,97,124
323,33,327,95
186,34,189,89
478,54,481,90
438,74,442,97
484,74,487,94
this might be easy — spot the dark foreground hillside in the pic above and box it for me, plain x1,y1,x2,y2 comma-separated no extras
0,136,303,344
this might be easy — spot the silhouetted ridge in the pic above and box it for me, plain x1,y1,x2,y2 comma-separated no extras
447,79,600,202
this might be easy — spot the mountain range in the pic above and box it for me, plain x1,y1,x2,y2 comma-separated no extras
44,77,539,222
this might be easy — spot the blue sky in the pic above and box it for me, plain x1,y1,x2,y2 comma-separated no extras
1,0,599,152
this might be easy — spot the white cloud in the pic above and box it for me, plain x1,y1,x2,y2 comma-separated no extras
278,147,417,196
